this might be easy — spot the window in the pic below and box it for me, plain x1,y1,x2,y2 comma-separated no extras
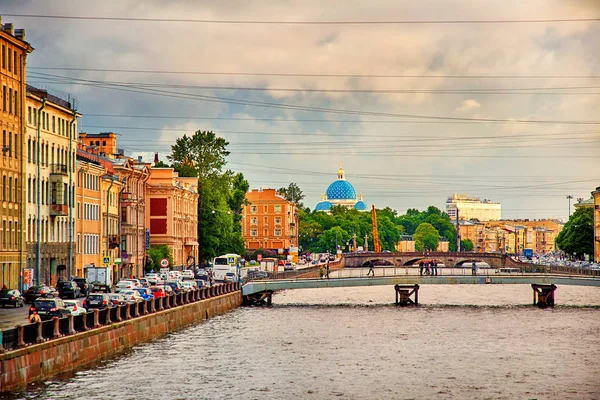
7,48,11,72
2,86,5,111
264,205,268,213
52,116,55,133
275,205,282,213
1,45,4,70
275,217,281,225
14,90,17,116
250,205,258,213
250,217,258,225
264,216,268,224
13,133,17,158
250,229,258,237
275,229,282,236
8,88,12,114
13,51,18,76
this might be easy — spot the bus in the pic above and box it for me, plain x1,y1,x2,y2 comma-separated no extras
212,254,242,281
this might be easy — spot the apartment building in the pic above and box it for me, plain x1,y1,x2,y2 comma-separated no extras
242,188,298,251
446,193,501,221
25,87,79,286
0,21,32,289
145,168,198,267
593,187,600,263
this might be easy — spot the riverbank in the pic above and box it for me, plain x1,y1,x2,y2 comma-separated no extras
0,291,242,393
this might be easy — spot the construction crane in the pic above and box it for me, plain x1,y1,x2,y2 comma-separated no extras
371,205,381,253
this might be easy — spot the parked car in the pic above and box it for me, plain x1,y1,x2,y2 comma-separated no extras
119,290,145,304
63,299,86,316
115,280,137,293
0,289,24,308
134,287,154,301
84,293,113,310
24,286,56,304
180,281,196,292
164,280,183,294
247,270,269,279
107,293,128,306
57,281,81,299
72,277,93,297
145,273,162,285
160,285,174,295
149,286,166,298
195,280,208,289
181,270,195,280
139,278,150,287
29,298,71,321
168,271,183,281
224,272,238,283
284,262,295,271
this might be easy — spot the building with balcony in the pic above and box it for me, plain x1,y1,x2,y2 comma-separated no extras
145,168,198,268
446,193,501,221
242,187,298,251
0,20,32,289
25,86,79,286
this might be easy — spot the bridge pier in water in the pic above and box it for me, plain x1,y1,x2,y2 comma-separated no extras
395,284,419,306
531,284,557,307
243,291,273,306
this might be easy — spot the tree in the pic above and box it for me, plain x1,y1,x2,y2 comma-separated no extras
278,182,305,208
556,207,593,259
147,245,174,272
154,160,170,168
414,223,440,252
316,226,351,253
461,239,474,251
168,131,230,181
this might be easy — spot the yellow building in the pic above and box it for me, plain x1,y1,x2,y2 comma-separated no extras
0,20,32,289
78,132,151,278
396,235,415,252
458,221,486,252
145,168,198,268
101,170,124,280
25,87,79,286
593,187,600,262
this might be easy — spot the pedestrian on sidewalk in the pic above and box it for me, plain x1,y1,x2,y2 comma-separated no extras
471,261,477,276
419,261,424,276
367,264,375,277
432,260,438,276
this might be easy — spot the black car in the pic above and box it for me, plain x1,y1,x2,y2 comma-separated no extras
57,281,81,299
84,293,113,310
29,298,71,321
164,280,183,294
0,289,25,308
72,278,94,297
24,286,57,304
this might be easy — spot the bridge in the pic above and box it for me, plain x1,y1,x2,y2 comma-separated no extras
344,251,521,269
241,254,600,306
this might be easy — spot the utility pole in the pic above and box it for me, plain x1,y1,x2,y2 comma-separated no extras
456,208,461,252
566,195,573,218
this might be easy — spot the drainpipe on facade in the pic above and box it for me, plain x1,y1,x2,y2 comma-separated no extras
68,110,78,279
36,98,46,286
118,179,126,280
105,175,116,268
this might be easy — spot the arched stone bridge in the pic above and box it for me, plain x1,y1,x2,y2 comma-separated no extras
343,252,523,269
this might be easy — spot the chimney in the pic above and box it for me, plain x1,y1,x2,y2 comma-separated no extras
137,156,142,163
154,152,159,164
15,28,25,40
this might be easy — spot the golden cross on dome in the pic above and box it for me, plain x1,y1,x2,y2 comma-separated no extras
337,162,345,180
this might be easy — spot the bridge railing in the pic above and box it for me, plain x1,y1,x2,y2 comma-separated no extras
549,265,600,277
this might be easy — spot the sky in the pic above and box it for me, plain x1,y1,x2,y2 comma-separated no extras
3,0,599,221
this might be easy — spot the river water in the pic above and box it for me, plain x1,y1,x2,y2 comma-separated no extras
8,284,600,400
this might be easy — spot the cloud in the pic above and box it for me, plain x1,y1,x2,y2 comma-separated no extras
455,99,481,113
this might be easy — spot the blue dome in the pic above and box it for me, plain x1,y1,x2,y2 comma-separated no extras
326,180,357,200
315,201,332,211
354,200,368,211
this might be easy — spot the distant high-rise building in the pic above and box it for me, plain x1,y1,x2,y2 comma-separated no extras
446,193,501,221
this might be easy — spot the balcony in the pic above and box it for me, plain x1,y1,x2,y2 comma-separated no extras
50,204,69,216
109,235,120,249
122,192,137,203
50,164,68,176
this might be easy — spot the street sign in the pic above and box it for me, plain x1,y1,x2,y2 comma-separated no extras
115,258,122,265
122,252,128,259
160,267,170,275
103,256,110,264
160,258,170,267
145,229,150,250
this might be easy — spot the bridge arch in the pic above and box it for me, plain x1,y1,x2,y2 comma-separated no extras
361,259,395,268
401,257,442,266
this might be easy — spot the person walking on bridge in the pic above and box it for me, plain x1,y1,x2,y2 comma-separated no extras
432,260,438,276
471,261,477,276
367,263,375,277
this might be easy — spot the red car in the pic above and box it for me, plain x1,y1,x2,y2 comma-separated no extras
150,286,166,298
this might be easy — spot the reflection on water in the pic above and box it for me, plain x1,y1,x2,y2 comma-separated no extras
9,285,600,400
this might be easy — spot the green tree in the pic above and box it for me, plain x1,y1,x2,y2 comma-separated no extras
316,226,351,253
154,160,170,168
556,207,593,259
414,223,440,252
168,131,230,181
461,239,474,251
278,182,305,208
147,245,174,273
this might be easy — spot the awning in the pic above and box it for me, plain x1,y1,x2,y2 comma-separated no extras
185,241,199,246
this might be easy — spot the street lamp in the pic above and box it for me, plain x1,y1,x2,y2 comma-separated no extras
566,195,573,218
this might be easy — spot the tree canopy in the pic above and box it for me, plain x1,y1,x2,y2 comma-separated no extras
414,223,440,251
556,207,593,259
278,182,305,208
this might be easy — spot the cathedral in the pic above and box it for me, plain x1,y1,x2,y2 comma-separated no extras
314,163,369,212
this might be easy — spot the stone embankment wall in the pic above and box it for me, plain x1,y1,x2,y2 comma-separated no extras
0,291,242,393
